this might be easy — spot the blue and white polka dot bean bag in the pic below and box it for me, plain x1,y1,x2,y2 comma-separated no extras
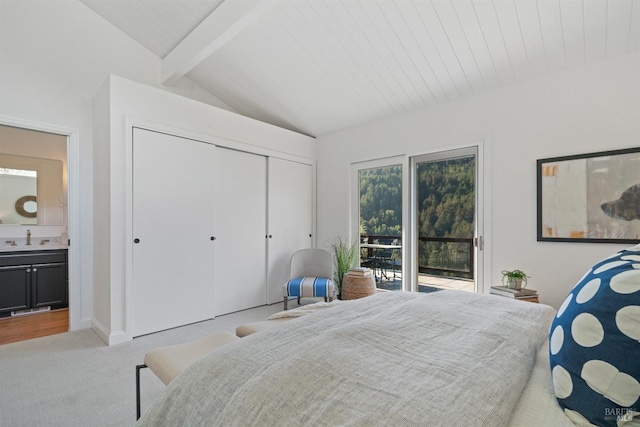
549,243,640,426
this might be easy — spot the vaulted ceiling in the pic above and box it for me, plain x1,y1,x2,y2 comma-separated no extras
80,0,640,137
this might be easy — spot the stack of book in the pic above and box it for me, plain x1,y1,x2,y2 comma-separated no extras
347,267,373,277
490,286,538,299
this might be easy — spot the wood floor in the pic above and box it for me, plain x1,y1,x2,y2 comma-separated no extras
0,308,69,345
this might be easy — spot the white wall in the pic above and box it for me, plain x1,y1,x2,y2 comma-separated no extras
0,0,233,330
316,52,640,309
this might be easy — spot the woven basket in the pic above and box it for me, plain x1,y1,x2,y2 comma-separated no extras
341,274,376,300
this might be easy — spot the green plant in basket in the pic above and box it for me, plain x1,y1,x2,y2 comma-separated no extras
329,236,359,298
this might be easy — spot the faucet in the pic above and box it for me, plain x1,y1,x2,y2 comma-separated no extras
5,240,17,246
39,239,50,246
26,229,31,246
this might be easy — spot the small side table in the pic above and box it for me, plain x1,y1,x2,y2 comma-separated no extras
342,274,376,300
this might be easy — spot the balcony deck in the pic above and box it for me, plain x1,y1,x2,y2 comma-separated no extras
374,269,475,293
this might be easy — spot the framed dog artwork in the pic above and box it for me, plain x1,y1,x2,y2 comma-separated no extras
537,147,640,244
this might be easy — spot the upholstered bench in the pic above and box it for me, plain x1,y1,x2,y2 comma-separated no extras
236,300,341,337
136,331,239,419
235,317,292,337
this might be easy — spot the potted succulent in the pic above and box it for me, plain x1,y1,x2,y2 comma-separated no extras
501,269,530,290
329,236,359,298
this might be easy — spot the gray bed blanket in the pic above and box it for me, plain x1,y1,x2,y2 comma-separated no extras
137,290,555,427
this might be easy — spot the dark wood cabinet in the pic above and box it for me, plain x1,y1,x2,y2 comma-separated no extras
0,250,68,317
0,265,30,313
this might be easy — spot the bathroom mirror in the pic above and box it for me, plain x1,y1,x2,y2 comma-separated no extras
0,155,63,225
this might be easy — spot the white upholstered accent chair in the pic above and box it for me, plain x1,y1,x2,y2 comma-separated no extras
282,248,336,310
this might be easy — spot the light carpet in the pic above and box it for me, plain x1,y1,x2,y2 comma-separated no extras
0,303,284,427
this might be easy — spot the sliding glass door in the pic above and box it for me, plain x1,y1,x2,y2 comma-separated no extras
352,145,483,294
354,158,403,290
411,147,478,293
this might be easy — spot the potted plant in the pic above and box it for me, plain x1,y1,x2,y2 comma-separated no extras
329,236,359,298
501,269,530,290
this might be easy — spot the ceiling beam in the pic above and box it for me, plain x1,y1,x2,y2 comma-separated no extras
161,0,274,86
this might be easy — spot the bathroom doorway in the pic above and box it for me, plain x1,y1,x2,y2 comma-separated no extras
0,119,79,344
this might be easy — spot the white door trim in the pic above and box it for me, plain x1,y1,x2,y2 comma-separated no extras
0,115,82,330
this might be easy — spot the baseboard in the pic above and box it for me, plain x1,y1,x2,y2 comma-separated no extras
91,318,111,345
91,318,130,346
107,330,129,346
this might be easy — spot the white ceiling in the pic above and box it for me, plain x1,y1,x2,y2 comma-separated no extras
80,0,640,137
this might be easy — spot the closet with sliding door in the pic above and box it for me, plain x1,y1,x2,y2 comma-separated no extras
91,75,316,345
130,128,313,337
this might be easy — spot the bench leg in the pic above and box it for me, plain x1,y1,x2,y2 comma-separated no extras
136,364,147,420
283,296,288,311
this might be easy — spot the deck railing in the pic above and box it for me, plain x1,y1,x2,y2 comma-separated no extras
417,236,474,279
360,235,474,280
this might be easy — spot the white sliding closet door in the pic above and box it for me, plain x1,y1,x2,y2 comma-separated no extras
266,158,313,304
213,148,267,315
132,128,216,337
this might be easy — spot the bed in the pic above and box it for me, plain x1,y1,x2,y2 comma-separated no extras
136,290,571,426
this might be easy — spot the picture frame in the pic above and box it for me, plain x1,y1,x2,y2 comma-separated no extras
537,147,640,244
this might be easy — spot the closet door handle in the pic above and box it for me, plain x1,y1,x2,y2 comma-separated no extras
134,238,140,244
26,268,31,273
210,236,216,241
33,268,37,272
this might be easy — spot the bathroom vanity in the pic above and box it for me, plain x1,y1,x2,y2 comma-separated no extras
0,247,68,317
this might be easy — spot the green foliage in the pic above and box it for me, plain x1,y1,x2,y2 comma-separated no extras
501,269,530,279
329,236,359,296
359,165,402,236
358,159,475,239
417,157,475,239
501,269,530,288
